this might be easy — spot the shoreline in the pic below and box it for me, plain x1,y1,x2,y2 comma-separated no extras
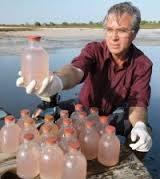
0,28,160,55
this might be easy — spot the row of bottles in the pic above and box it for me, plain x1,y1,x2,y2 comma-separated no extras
0,104,120,178
17,134,87,179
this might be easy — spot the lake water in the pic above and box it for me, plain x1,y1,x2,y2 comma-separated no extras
0,45,160,178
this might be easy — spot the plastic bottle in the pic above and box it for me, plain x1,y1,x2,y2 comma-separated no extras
17,109,30,129
39,114,59,137
39,136,64,179
96,115,109,136
59,128,77,153
17,133,40,179
38,124,54,147
58,118,73,140
0,115,21,154
70,104,84,122
20,117,39,143
98,125,120,166
21,35,49,89
79,120,100,160
56,110,69,129
73,111,87,137
62,141,87,179
87,107,99,126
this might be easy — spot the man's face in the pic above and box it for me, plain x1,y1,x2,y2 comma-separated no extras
105,13,136,57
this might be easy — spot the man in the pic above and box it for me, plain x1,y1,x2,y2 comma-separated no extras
17,2,152,152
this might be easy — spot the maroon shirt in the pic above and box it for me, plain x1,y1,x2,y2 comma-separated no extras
71,41,152,115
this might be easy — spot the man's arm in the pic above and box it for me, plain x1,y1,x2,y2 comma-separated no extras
57,64,84,89
129,106,148,127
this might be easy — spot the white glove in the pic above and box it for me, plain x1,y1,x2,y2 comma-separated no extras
129,121,152,152
16,71,63,102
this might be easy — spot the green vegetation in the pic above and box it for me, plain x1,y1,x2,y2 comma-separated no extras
0,20,160,31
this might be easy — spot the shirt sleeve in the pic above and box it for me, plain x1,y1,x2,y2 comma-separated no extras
128,59,152,108
71,42,97,82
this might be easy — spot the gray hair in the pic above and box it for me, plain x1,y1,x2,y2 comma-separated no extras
103,2,141,34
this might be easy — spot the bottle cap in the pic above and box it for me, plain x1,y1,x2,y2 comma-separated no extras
75,104,83,111
105,125,116,134
60,110,69,118
24,133,34,141
64,128,75,136
20,109,30,117
63,118,72,126
69,140,80,150
44,114,54,122
90,107,99,114
24,117,35,127
4,115,15,123
27,35,41,41
45,136,57,145
99,116,109,124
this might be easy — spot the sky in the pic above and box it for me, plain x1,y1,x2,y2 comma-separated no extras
0,0,160,24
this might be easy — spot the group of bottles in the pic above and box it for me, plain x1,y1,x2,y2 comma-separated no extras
0,103,120,178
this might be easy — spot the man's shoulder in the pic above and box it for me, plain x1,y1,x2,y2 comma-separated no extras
85,40,106,50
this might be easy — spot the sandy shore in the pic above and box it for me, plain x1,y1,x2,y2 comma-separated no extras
0,28,160,55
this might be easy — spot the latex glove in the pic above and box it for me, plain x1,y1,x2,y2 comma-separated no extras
16,71,63,102
129,121,152,152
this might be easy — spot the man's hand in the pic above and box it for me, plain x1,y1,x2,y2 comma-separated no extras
129,121,152,152
16,71,63,102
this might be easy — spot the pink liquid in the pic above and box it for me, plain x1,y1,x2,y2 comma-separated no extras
98,128,120,166
40,144,64,179
79,124,100,160
0,123,21,153
62,150,87,179
17,141,40,178
21,44,49,89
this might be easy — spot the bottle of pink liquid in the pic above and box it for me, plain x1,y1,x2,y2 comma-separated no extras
73,111,87,137
79,120,100,160
20,117,39,143
39,114,59,137
0,115,21,154
17,133,40,179
87,107,99,126
56,110,69,129
62,141,87,179
59,128,77,153
21,35,49,89
39,136,64,179
38,124,54,147
70,104,84,122
96,115,109,136
98,125,120,166
17,109,30,129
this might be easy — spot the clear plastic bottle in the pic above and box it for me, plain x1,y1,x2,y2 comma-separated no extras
38,124,54,147
17,109,30,129
17,133,40,179
39,114,59,137
59,128,77,153
21,35,49,89
40,136,64,179
73,111,87,137
62,141,87,179
20,117,39,143
79,120,100,160
56,110,69,129
98,125,120,166
87,107,99,126
70,104,84,122
96,115,109,136
0,115,21,154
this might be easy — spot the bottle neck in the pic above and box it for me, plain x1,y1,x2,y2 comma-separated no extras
28,40,40,48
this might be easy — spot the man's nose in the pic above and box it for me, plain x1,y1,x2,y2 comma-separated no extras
111,31,119,40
